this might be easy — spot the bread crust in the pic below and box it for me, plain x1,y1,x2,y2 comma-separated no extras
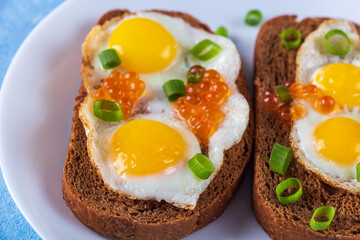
253,15,360,240
63,9,253,239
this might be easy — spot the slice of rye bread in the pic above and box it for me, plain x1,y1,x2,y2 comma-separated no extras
253,15,360,240
63,9,253,240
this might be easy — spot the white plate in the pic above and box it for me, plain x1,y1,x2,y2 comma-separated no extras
1,0,360,239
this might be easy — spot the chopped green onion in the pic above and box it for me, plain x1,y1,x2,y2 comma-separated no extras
188,153,214,180
324,29,351,55
215,26,228,37
191,39,222,61
162,79,186,102
245,10,262,26
276,178,303,205
310,206,336,231
187,65,206,84
94,100,123,122
269,143,293,175
281,29,301,49
274,85,292,103
98,49,121,69
357,163,360,183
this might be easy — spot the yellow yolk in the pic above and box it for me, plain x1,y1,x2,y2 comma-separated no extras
313,63,360,108
109,17,178,73
314,117,360,166
110,119,186,176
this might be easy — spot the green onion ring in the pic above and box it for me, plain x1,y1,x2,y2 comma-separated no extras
188,153,215,180
215,26,228,37
98,49,121,69
269,143,293,175
310,206,336,231
281,29,301,49
162,79,186,102
276,178,303,205
324,29,351,55
245,10,262,26
274,85,292,103
357,162,360,183
94,100,123,122
191,39,222,61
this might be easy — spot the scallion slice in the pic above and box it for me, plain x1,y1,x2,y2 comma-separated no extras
324,29,351,55
245,10,262,26
274,85,292,103
357,162,360,183
162,79,186,102
276,178,303,205
98,49,121,69
191,39,222,61
188,153,214,180
94,100,123,122
215,26,228,37
281,29,301,49
269,143,293,175
310,206,336,231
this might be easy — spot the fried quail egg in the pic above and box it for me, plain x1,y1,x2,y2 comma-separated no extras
291,102,360,190
84,12,242,97
87,111,203,208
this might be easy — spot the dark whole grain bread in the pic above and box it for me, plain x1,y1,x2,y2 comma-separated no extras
63,9,253,239
253,15,360,240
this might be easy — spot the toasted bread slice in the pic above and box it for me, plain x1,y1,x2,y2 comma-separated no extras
63,9,253,239
253,15,360,240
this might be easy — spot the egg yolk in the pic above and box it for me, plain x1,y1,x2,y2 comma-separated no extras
314,117,360,166
314,63,360,108
109,18,178,73
110,119,186,176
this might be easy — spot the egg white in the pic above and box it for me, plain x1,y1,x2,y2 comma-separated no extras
79,11,249,208
292,19,360,192
296,19,360,84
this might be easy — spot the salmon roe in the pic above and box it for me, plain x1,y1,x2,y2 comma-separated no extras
290,102,307,120
289,83,336,114
93,70,145,120
174,68,229,144
263,88,292,125
263,81,337,125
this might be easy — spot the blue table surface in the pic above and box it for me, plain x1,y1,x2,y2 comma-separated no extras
0,1,65,239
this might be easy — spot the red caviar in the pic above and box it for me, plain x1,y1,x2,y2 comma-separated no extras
264,88,281,111
289,83,335,114
290,102,307,120
93,70,145,120
174,69,229,144
263,88,292,125
263,82,336,124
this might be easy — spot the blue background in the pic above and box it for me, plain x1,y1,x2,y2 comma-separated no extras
0,1,64,239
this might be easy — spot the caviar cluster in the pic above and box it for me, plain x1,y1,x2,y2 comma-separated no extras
289,83,335,118
263,81,336,125
263,83,292,125
93,70,145,120
174,66,229,144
